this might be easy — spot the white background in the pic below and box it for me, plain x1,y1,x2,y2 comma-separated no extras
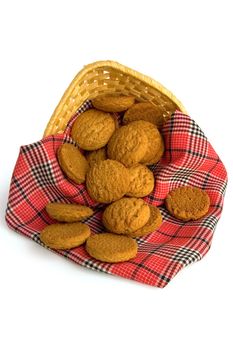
0,1,232,349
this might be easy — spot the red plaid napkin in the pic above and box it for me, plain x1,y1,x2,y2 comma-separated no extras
5,101,227,287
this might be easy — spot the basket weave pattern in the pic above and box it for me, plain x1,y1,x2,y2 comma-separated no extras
44,60,187,137
6,61,227,287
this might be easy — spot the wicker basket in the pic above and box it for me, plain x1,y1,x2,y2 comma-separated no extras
44,60,187,137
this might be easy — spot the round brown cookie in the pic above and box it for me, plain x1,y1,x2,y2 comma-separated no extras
92,94,135,112
86,147,107,167
107,123,148,167
143,135,164,165
85,233,138,263
129,206,163,237
57,143,89,184
86,159,130,203
40,222,91,250
165,186,210,221
126,164,154,197
102,197,150,234
71,109,115,150
46,203,93,222
123,102,164,128
129,120,162,164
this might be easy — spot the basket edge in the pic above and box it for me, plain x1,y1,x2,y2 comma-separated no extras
43,60,187,137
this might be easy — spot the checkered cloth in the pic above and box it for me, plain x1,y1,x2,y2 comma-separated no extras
5,101,227,288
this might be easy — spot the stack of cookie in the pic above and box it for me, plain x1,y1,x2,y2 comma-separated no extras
40,95,165,262
40,94,210,263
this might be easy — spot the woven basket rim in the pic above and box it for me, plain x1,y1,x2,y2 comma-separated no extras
84,60,187,110
44,60,187,137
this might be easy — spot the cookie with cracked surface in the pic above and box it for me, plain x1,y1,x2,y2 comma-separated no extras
123,102,164,128
107,123,148,167
129,206,163,237
129,120,162,164
57,143,89,184
143,135,164,165
165,186,210,221
92,94,135,112
85,233,138,263
86,147,107,167
46,203,93,222
71,109,115,150
40,222,91,250
86,159,130,203
102,197,150,234
126,164,154,197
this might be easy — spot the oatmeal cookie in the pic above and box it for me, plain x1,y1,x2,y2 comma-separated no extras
107,124,148,167
102,197,150,234
71,109,115,150
40,222,91,250
126,164,154,197
129,205,163,237
86,159,130,203
85,233,138,263
92,94,135,112
57,143,89,184
165,186,210,221
46,202,93,222
123,102,164,127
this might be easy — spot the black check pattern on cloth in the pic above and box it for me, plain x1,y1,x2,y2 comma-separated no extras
31,162,56,187
171,247,201,266
5,102,227,288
